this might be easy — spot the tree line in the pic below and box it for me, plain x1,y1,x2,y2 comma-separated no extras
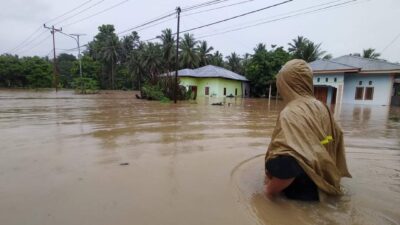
0,24,382,97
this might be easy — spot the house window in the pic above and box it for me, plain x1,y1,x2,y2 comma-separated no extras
325,78,329,82
205,87,209,95
317,78,320,82
365,87,374,100
369,81,373,85
359,81,363,85
334,77,337,82
235,88,238,96
355,87,364,100
223,88,226,96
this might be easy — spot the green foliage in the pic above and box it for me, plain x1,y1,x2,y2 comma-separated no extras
362,48,380,59
3,24,343,99
72,77,99,94
58,53,77,88
245,44,291,97
23,56,53,88
288,36,326,62
141,83,167,101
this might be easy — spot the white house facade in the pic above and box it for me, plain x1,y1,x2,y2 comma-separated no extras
310,56,400,106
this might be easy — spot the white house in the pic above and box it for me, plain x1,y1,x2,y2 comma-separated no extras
309,55,400,106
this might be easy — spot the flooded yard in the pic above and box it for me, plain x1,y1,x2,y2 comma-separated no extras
0,90,399,225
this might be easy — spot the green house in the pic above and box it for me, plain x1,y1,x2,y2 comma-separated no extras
171,65,249,98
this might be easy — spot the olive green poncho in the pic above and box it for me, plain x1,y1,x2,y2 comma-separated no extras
265,59,351,195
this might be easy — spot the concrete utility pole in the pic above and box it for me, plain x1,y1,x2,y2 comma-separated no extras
174,7,181,104
44,24,62,92
69,34,85,79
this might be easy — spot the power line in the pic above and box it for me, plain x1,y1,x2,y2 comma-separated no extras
16,34,52,55
54,0,106,26
6,0,97,55
63,0,130,28
180,0,293,33
381,31,400,53
44,0,93,24
182,0,257,17
13,31,49,54
216,0,343,30
181,0,230,12
117,11,177,35
6,26,43,54
142,0,292,42
196,0,357,39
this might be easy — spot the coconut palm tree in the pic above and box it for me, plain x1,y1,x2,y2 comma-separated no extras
140,42,163,84
101,36,120,89
210,51,224,67
362,48,380,59
288,36,326,62
180,33,199,69
157,29,175,72
226,52,242,74
197,40,214,66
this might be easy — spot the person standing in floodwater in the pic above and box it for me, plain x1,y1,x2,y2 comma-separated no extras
265,59,351,201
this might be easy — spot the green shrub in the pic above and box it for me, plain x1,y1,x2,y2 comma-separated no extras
72,77,99,94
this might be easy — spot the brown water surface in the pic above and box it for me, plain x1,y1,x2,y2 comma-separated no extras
0,90,399,225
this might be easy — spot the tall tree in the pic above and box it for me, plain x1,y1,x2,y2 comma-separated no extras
157,29,175,72
245,43,290,97
140,42,163,84
87,24,120,89
57,53,77,88
288,36,326,62
210,51,224,67
197,40,214,67
362,48,380,59
226,52,242,74
180,33,199,69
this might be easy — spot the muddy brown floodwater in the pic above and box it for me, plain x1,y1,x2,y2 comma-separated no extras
0,90,399,225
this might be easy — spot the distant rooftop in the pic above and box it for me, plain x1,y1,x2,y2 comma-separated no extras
310,55,400,73
164,65,248,81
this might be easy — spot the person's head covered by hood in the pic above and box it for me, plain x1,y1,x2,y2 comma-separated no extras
265,59,351,201
276,59,314,103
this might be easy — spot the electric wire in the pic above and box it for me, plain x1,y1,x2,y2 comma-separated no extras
381,31,400,53
44,0,93,24
6,26,43,53
180,0,293,33
12,30,49,54
62,0,130,28
182,0,258,17
16,34,52,55
196,0,357,39
53,0,106,26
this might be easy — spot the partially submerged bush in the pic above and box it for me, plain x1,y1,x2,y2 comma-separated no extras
141,76,191,101
72,77,99,94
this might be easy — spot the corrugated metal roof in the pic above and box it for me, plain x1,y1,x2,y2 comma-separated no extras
309,59,359,72
331,55,400,72
176,65,248,81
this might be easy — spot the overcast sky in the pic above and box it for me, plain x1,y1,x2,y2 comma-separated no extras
1,0,399,62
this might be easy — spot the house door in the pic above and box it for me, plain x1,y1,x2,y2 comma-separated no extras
331,88,337,104
314,86,328,103
190,86,197,100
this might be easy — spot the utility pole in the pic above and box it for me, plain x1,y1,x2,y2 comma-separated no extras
69,34,85,79
174,7,181,104
57,31,86,93
44,24,62,92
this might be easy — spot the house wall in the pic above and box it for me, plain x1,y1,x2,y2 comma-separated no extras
313,73,344,104
342,74,394,105
179,77,244,97
313,73,344,88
